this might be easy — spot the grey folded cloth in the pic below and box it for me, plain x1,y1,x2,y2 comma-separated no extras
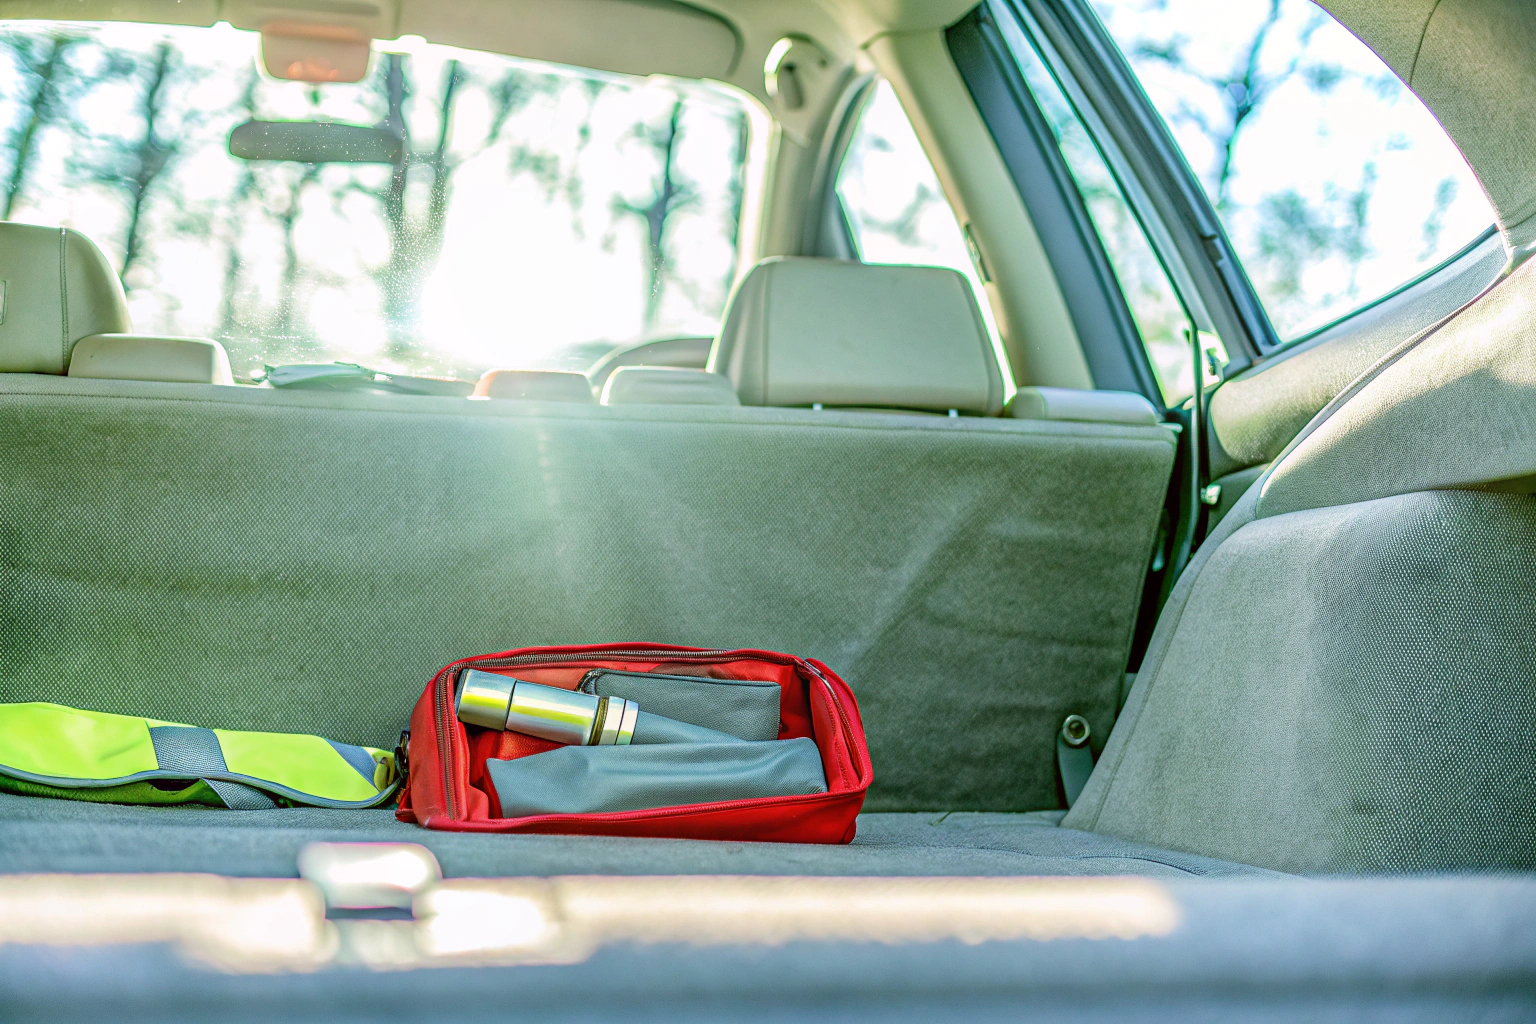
581,670,781,741
487,737,827,816
630,710,744,745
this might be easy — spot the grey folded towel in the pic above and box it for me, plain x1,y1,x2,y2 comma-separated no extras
630,710,744,745
581,669,781,741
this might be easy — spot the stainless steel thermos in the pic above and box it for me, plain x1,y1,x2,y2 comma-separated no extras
455,668,745,746
455,669,638,746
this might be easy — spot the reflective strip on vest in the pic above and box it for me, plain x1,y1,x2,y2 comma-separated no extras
0,703,397,809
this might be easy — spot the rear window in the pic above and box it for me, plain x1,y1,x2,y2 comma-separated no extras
0,22,753,380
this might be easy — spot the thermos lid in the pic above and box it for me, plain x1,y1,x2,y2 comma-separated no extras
456,669,516,730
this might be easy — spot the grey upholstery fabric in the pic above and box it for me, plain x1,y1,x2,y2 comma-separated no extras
487,738,827,816
1062,220,1536,875
0,793,1269,879
1259,257,1536,517
1069,488,1536,873
0,373,1174,812
1206,229,1505,477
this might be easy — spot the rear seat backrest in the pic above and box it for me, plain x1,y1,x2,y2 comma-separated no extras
0,223,131,374
0,378,1177,814
708,258,1005,414
0,229,1176,815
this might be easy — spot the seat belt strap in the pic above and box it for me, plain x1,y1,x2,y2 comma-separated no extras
1057,714,1095,807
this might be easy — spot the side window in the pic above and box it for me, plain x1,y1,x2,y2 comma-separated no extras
1093,0,1495,340
834,81,1004,353
997,22,1197,404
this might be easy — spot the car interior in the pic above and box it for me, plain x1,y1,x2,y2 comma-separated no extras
0,0,1532,1016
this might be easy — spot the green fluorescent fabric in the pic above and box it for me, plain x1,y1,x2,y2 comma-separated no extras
0,703,397,809
0,376,1174,812
0,700,161,780
0,774,225,806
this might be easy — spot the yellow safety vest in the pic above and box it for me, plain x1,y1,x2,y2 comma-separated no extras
0,702,398,809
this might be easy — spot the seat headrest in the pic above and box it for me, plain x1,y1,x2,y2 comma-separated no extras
474,369,595,403
0,224,130,374
600,366,740,406
67,335,233,385
707,258,1004,414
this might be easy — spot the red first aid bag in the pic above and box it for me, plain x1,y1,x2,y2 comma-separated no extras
397,644,872,844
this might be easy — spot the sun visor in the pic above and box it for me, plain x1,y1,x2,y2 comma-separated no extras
258,22,371,82
399,0,742,80
221,0,397,82
0,0,219,26
0,0,739,83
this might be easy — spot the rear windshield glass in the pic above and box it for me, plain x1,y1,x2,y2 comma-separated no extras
0,22,751,380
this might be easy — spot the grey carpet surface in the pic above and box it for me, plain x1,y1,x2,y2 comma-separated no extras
0,793,1267,879
1073,489,1536,874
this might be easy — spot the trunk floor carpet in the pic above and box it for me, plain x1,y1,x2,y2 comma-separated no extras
0,794,1268,878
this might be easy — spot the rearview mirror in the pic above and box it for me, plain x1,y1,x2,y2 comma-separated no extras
229,120,405,164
